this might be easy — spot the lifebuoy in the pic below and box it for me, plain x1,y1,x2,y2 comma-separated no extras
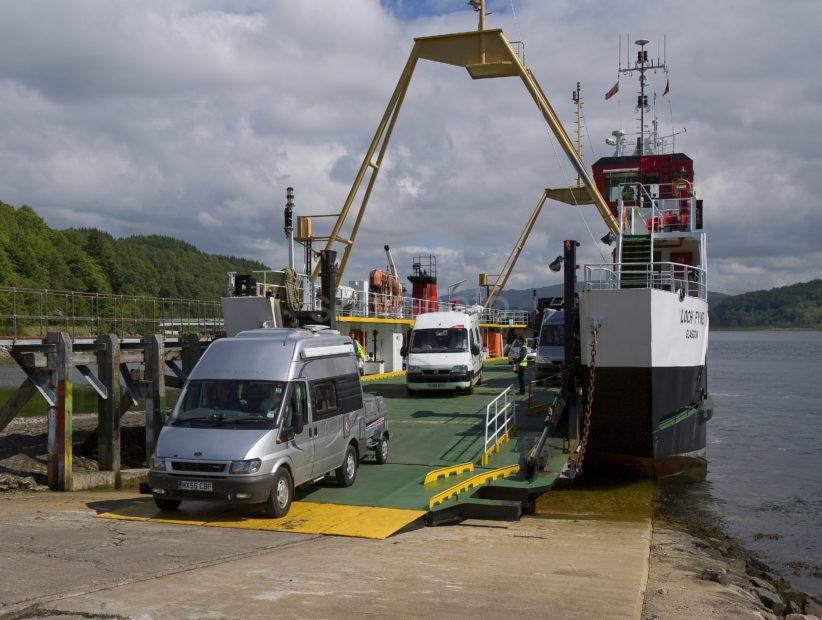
672,179,692,197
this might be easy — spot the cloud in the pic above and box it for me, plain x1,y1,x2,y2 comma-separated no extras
0,0,820,295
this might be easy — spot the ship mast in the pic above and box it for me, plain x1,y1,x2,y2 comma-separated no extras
619,39,666,155
572,82,583,187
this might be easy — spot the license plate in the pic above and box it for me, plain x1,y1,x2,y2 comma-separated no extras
177,480,213,492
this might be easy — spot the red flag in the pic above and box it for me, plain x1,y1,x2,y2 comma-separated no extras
663,79,670,96
605,81,619,100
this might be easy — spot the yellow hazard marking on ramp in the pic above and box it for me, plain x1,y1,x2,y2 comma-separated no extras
428,464,520,510
97,500,424,540
481,426,516,466
423,462,474,485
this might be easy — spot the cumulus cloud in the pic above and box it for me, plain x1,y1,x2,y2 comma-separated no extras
0,0,820,295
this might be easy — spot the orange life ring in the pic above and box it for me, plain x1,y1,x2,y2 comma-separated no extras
672,179,692,196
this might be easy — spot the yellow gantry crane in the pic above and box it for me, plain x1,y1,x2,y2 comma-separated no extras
311,0,618,286
482,81,593,309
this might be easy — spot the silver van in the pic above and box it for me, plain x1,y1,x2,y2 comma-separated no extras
535,310,564,381
148,327,389,517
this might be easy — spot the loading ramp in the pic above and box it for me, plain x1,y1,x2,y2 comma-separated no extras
98,362,570,538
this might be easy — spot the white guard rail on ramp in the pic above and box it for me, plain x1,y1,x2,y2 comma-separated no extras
483,386,516,465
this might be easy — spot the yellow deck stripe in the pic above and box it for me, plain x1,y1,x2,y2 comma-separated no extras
360,370,406,382
97,500,425,540
337,316,414,325
423,462,474,485
427,464,520,510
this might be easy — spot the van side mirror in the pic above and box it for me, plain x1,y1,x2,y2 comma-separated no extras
471,343,480,356
292,411,304,435
400,345,407,357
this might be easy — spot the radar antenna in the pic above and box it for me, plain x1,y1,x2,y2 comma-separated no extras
619,38,666,155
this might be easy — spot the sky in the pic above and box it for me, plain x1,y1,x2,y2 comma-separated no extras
1,0,821,296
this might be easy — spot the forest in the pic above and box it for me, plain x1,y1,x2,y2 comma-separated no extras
710,278,822,329
0,201,268,300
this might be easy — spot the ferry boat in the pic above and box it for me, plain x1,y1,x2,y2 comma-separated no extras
222,21,711,479
577,40,712,477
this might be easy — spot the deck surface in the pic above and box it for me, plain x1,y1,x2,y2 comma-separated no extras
98,362,567,537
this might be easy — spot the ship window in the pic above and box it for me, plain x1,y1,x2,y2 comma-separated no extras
606,173,638,201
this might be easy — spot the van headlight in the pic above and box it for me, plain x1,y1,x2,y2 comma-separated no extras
407,365,421,373
150,455,166,471
230,458,262,474
536,355,547,364
451,365,468,373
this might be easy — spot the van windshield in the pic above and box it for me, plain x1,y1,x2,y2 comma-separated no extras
172,380,286,429
410,328,468,353
539,325,564,347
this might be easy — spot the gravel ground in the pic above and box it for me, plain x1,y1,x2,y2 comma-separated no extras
0,411,147,491
643,523,822,619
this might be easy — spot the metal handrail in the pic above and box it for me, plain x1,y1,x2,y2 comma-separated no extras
583,261,708,300
484,386,516,461
617,182,698,234
334,290,529,325
0,286,223,340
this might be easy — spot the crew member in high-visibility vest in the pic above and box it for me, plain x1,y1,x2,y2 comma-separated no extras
353,338,366,375
515,341,528,394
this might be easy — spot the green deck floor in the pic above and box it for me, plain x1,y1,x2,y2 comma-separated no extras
293,362,568,511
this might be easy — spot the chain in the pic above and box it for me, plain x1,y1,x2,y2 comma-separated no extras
575,325,598,475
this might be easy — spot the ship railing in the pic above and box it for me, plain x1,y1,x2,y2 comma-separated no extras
583,262,707,300
333,290,529,326
0,285,224,342
483,385,516,465
227,269,315,310
618,184,699,234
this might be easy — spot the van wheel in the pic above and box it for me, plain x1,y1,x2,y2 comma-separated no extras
375,437,389,464
336,444,358,487
476,373,483,386
406,387,417,397
154,497,181,511
465,384,474,395
264,468,293,518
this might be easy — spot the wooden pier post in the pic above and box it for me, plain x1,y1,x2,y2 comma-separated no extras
46,332,73,491
96,334,121,487
181,333,200,377
144,335,166,461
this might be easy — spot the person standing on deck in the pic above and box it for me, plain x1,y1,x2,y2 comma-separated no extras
353,338,366,375
515,341,528,394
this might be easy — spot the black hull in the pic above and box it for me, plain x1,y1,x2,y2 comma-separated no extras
581,365,711,478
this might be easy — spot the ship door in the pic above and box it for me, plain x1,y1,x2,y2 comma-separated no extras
670,252,694,296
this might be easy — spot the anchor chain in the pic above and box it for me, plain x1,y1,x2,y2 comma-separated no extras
575,325,598,475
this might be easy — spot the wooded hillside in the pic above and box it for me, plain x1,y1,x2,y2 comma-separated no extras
0,202,268,299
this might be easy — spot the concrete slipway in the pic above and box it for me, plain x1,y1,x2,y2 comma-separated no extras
0,365,652,618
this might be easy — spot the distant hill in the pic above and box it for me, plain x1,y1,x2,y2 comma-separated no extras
710,279,822,329
0,202,268,299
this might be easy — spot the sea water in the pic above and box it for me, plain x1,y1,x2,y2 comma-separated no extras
536,330,822,597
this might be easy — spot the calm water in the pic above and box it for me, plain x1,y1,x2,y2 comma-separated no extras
537,330,822,597
2,331,821,594
704,330,822,596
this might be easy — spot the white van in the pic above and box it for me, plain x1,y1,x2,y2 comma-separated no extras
535,310,564,381
403,310,483,394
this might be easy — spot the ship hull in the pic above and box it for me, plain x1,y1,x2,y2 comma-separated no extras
581,365,711,478
579,288,710,478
